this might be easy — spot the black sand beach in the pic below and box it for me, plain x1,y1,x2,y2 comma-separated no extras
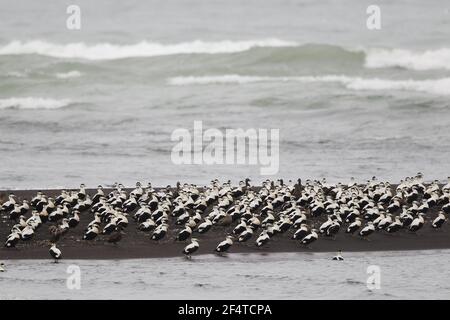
1,187,449,260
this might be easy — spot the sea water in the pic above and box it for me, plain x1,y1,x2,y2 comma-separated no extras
0,0,450,188
1,250,450,299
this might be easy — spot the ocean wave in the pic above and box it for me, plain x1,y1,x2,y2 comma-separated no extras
365,48,450,70
344,77,450,95
0,97,72,110
2,39,449,70
168,75,450,95
0,39,298,60
55,70,82,79
6,71,27,78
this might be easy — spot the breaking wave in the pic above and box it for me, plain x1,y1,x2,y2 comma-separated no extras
0,39,298,60
365,48,450,71
168,75,450,95
0,97,72,110
55,70,82,79
0,40,449,72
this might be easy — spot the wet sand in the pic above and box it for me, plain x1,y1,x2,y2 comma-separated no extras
1,188,449,260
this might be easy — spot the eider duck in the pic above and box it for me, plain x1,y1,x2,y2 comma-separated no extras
346,218,362,234
49,243,62,263
68,211,80,228
265,224,280,237
400,211,414,227
102,220,117,235
21,226,34,241
123,196,138,213
151,223,168,241
255,230,270,247
9,204,22,221
134,204,151,222
332,250,344,261
83,225,100,240
77,183,87,200
292,212,307,229
138,218,156,231
319,216,334,234
325,220,340,238
432,212,446,229
130,182,144,199
300,229,318,247
238,227,254,242
248,215,261,230
409,214,425,232
386,216,402,233
176,211,190,225
197,218,212,234
233,220,247,235
115,213,129,228
183,238,199,259
176,225,192,241
31,191,43,208
194,196,207,212
359,222,375,239
215,236,233,254
5,232,20,248
48,205,64,223
292,224,309,240
277,216,292,233
1,194,16,212
377,213,393,230
92,185,105,203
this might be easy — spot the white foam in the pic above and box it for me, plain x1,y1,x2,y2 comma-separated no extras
168,75,275,85
344,77,450,96
6,71,27,78
168,75,371,85
55,70,82,79
168,74,450,95
365,48,450,71
0,97,72,110
0,39,298,60
3,40,449,70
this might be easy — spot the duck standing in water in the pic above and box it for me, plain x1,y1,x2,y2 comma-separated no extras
332,250,344,261
49,243,62,263
183,238,199,259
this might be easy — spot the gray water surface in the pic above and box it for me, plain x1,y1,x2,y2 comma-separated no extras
0,0,450,188
1,250,449,299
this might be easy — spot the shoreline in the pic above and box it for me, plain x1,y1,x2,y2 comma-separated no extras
4,247,450,261
3,243,450,260
1,188,449,260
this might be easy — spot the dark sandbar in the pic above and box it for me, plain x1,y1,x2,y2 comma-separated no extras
1,188,449,260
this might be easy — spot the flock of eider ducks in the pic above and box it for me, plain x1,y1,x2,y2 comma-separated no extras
1,174,449,262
